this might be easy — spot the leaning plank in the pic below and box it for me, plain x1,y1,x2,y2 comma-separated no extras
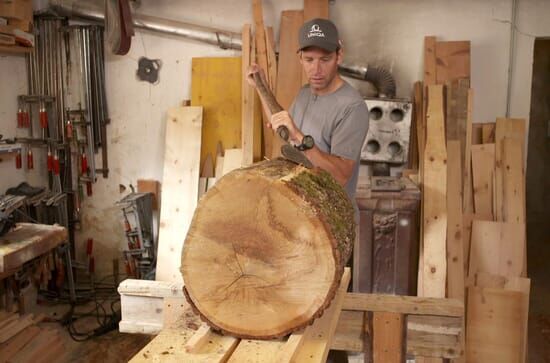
494,117,526,221
292,268,351,363
221,148,243,175
252,0,273,158
422,84,447,298
155,107,202,283
466,287,526,363
435,41,470,84
481,123,495,143
446,141,464,301
471,144,495,219
423,37,437,85
241,24,254,166
276,10,304,110
303,0,329,21
343,293,464,317
501,137,525,224
468,220,525,278
463,89,474,213
373,312,404,363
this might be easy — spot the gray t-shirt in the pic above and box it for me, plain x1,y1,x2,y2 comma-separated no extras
289,81,369,205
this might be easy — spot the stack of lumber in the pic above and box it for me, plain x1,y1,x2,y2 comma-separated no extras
410,35,529,362
0,310,64,363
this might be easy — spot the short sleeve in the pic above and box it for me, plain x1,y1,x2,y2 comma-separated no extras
330,101,369,160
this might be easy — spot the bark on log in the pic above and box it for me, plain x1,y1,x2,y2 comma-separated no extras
181,159,355,339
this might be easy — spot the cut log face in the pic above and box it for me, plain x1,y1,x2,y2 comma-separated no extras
181,159,355,339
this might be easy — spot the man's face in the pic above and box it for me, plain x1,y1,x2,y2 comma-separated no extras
299,47,342,93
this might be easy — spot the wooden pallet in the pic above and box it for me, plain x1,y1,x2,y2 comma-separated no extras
130,268,350,362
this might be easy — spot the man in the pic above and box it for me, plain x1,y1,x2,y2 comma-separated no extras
248,19,369,363
248,18,369,214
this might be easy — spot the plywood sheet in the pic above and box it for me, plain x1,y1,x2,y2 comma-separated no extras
156,107,202,283
191,57,241,171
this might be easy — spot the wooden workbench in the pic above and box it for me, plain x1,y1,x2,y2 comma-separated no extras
0,223,68,274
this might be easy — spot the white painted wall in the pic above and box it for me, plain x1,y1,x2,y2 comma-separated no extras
0,0,548,277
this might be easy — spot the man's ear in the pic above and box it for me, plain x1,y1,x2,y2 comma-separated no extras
336,45,344,65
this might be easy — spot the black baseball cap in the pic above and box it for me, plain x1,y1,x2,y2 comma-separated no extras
298,18,340,52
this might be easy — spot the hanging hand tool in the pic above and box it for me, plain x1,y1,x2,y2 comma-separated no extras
39,105,48,129
252,72,313,168
15,150,22,169
53,153,60,175
66,119,73,139
47,148,54,172
17,108,24,128
81,149,88,175
27,148,33,169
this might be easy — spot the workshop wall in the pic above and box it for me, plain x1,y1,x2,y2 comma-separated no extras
0,0,548,278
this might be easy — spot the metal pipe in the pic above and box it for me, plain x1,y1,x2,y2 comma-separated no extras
50,0,242,50
505,0,518,118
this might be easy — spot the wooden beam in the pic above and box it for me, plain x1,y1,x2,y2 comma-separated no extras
373,312,404,363
422,84,447,298
155,107,202,283
343,293,464,317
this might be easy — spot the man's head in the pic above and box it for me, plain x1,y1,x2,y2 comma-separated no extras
297,18,343,94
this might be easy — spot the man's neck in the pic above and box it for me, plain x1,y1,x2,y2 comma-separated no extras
311,76,344,96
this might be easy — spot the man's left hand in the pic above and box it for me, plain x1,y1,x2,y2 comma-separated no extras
270,111,303,144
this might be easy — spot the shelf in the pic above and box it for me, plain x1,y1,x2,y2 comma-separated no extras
0,45,32,55
0,143,22,154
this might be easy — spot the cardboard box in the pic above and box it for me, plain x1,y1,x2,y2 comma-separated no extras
0,0,32,21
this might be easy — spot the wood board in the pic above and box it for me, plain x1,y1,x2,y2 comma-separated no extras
422,84,447,298
463,89,474,213
191,57,242,170
471,143,495,219
435,41,470,85
466,287,526,363
468,220,525,278
241,24,255,166
276,10,304,110
373,312,404,363
424,37,437,85
494,118,526,221
155,107,202,283
446,141,464,301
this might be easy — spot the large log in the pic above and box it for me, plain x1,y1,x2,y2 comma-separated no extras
181,159,355,339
